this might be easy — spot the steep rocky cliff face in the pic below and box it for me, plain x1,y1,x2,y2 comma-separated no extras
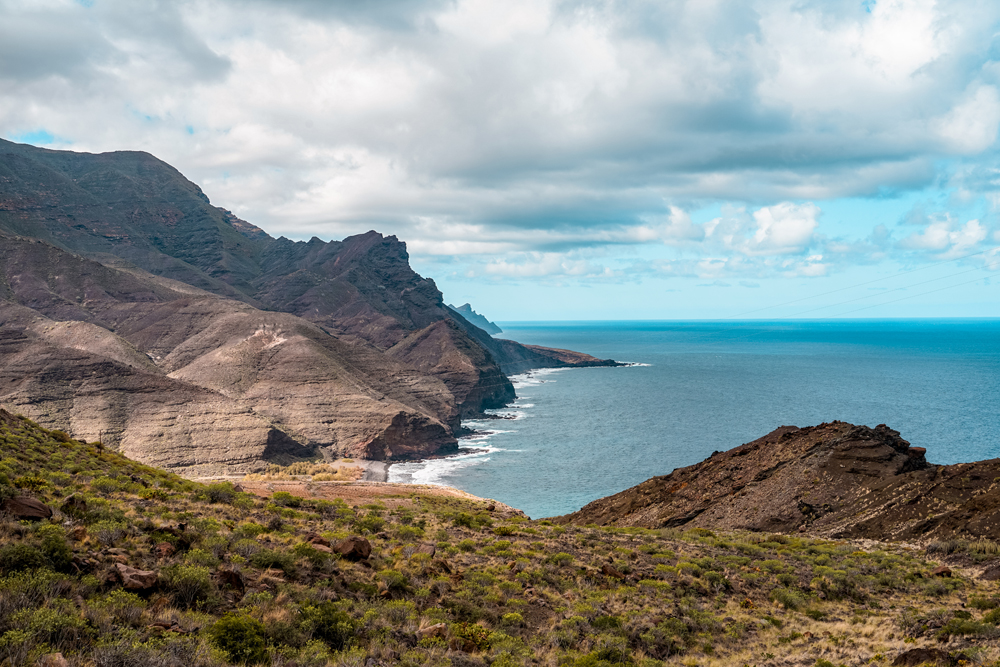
558,421,1000,542
0,139,616,417
0,237,457,473
0,139,620,472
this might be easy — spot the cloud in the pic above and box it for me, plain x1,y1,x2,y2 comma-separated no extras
3,0,1000,293
935,86,1000,154
899,217,989,258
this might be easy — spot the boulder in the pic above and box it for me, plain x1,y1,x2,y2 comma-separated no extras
154,542,176,558
1,496,52,520
602,563,625,579
334,536,372,561
932,565,952,577
113,563,158,590
306,532,331,547
215,568,245,594
311,543,333,554
69,526,87,541
415,543,436,557
892,648,955,666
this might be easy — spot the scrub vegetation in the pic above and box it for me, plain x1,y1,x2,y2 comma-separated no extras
2,411,1000,667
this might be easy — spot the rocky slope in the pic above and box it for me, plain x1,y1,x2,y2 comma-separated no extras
558,421,1000,542
0,236,458,472
0,139,617,418
447,303,502,334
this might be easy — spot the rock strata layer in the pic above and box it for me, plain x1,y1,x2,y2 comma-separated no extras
558,421,1000,542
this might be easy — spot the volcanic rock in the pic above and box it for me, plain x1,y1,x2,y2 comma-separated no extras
892,648,956,666
558,421,1000,542
333,536,372,561
1,495,52,520
113,563,158,590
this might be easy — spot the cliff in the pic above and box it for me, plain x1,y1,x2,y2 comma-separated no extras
0,139,614,418
0,140,619,471
0,236,463,473
558,421,1000,542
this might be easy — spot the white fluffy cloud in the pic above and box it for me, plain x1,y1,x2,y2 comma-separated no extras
2,0,999,290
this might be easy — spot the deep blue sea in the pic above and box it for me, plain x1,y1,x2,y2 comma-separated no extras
389,320,1000,519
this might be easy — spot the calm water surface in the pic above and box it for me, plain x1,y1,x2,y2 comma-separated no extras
389,320,1000,519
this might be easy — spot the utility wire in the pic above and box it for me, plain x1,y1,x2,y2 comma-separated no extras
835,275,993,317
732,245,998,318
792,265,987,317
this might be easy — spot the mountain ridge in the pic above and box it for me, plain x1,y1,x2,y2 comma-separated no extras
0,139,620,473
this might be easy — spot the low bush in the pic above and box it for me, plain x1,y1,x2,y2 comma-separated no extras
210,613,269,665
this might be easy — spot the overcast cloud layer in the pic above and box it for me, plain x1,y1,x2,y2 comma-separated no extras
2,0,999,318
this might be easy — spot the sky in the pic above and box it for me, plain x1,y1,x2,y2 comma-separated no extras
2,0,1000,320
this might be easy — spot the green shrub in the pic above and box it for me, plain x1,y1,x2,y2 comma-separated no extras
11,602,90,651
0,629,31,667
205,482,237,504
250,549,296,575
12,475,46,491
161,564,213,609
770,587,805,610
234,522,267,538
91,520,128,547
232,539,261,558
354,513,385,534
210,614,269,665
302,602,356,650
453,622,491,651
90,590,147,630
0,544,44,574
35,525,71,571
91,476,125,494
379,569,410,595
184,548,219,567
271,491,302,508
547,552,573,566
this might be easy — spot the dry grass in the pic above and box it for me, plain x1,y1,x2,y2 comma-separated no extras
244,461,363,482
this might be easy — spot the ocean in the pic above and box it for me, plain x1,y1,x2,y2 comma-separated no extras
388,319,1000,519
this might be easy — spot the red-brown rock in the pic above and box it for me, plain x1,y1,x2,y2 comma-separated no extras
601,563,625,579
113,563,158,590
932,565,952,577
333,536,372,561
892,648,955,666
306,532,330,547
215,568,245,594
1,496,52,520
154,542,176,558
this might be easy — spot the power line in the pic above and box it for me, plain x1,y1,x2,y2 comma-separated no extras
836,275,993,317
791,265,987,317
732,245,998,318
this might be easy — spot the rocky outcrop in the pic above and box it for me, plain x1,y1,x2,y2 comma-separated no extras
448,303,502,334
1,495,52,520
558,421,1000,542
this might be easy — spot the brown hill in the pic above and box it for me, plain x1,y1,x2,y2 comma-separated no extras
0,139,619,419
0,236,459,473
558,421,1000,542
